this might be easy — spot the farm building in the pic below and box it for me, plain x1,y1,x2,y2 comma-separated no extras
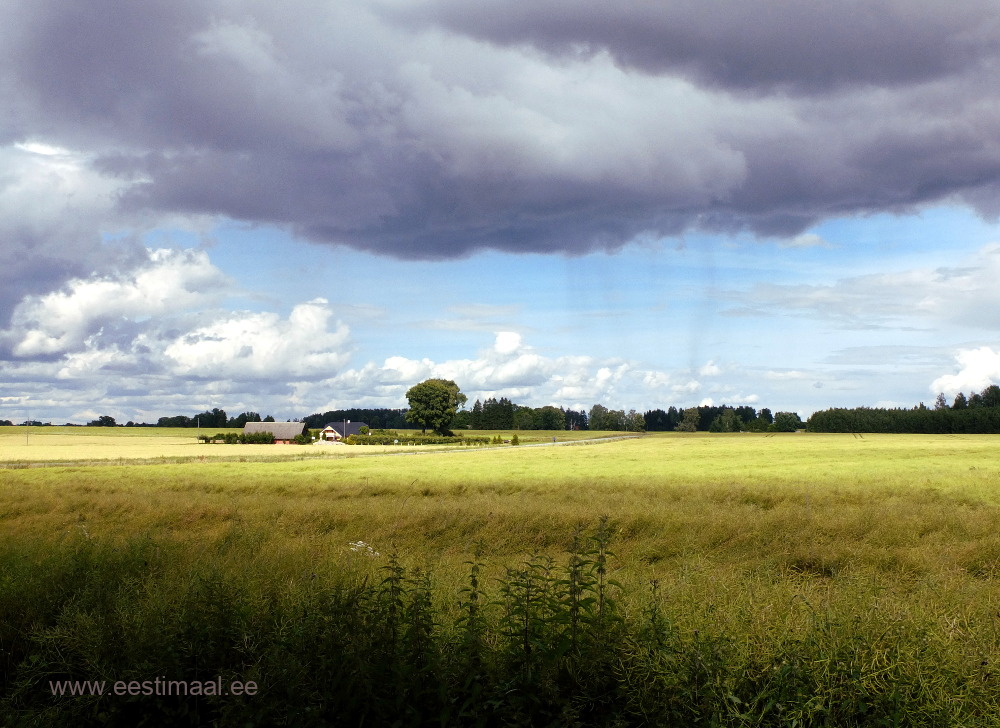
243,421,307,444
320,422,368,441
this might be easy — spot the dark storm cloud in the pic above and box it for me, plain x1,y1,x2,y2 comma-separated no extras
0,145,149,328
394,0,1000,93
3,0,1000,264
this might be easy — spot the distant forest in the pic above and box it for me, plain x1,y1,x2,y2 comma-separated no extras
302,409,410,430
807,385,1000,434
8,384,1000,433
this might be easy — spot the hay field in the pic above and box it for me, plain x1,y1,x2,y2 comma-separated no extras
4,430,1000,724
0,425,609,464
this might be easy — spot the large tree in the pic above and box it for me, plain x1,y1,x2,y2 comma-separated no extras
405,379,467,435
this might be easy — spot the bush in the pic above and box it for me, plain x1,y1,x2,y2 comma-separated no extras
344,434,474,446
5,521,973,726
197,432,275,444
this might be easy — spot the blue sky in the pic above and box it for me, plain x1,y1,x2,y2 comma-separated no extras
2,1,1000,424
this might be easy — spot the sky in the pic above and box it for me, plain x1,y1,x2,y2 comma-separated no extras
3,0,1000,424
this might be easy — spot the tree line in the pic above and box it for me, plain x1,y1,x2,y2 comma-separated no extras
156,410,275,428
807,385,1000,433
302,408,410,430
643,405,803,433
1,401,805,433
450,398,589,431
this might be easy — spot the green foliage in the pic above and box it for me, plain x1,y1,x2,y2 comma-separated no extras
709,409,743,432
86,415,117,427
345,433,484,445
810,384,1000,433
302,408,409,430
676,407,701,432
4,520,993,726
808,405,1000,433
156,409,273,428
770,411,803,432
405,378,467,434
197,431,275,444
511,433,519,446
9,433,1000,721
226,411,262,427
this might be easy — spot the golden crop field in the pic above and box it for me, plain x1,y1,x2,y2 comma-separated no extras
4,428,1000,725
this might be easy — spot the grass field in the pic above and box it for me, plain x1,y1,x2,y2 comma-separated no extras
3,429,1000,725
0,425,612,464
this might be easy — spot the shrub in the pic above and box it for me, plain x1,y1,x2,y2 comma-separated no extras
344,434,469,446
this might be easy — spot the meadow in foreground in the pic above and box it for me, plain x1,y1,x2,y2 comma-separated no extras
2,431,1000,725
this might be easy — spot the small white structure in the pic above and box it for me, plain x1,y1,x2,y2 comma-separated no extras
320,422,368,441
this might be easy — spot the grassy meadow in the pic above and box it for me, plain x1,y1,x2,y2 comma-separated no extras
3,429,1000,725
0,425,607,464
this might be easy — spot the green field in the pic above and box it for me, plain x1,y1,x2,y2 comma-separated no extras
0,425,609,464
3,430,1000,725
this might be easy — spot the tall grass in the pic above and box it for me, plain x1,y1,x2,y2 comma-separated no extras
3,522,999,726
3,434,1000,724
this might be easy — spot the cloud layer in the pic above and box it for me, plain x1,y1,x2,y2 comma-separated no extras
0,247,732,421
3,0,1000,277
4,1,1000,422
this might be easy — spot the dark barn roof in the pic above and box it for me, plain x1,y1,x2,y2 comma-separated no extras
325,422,368,438
243,421,306,440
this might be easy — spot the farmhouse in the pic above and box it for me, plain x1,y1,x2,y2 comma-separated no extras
243,421,307,444
320,422,368,441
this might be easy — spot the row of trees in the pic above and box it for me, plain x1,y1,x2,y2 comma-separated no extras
807,406,1000,434
935,385,1000,410
156,410,275,428
451,398,588,431
449,398,644,432
587,404,646,432
642,405,802,433
400,380,805,435
302,408,409,430
0,383,810,435
807,385,1000,434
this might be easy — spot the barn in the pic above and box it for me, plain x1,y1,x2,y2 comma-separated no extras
243,421,308,444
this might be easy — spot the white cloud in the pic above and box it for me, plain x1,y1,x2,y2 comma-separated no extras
779,233,833,249
930,346,1000,397
698,360,722,376
57,341,132,380
164,299,351,378
306,335,648,412
8,248,228,356
732,243,1000,329
493,331,523,355
763,369,811,380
